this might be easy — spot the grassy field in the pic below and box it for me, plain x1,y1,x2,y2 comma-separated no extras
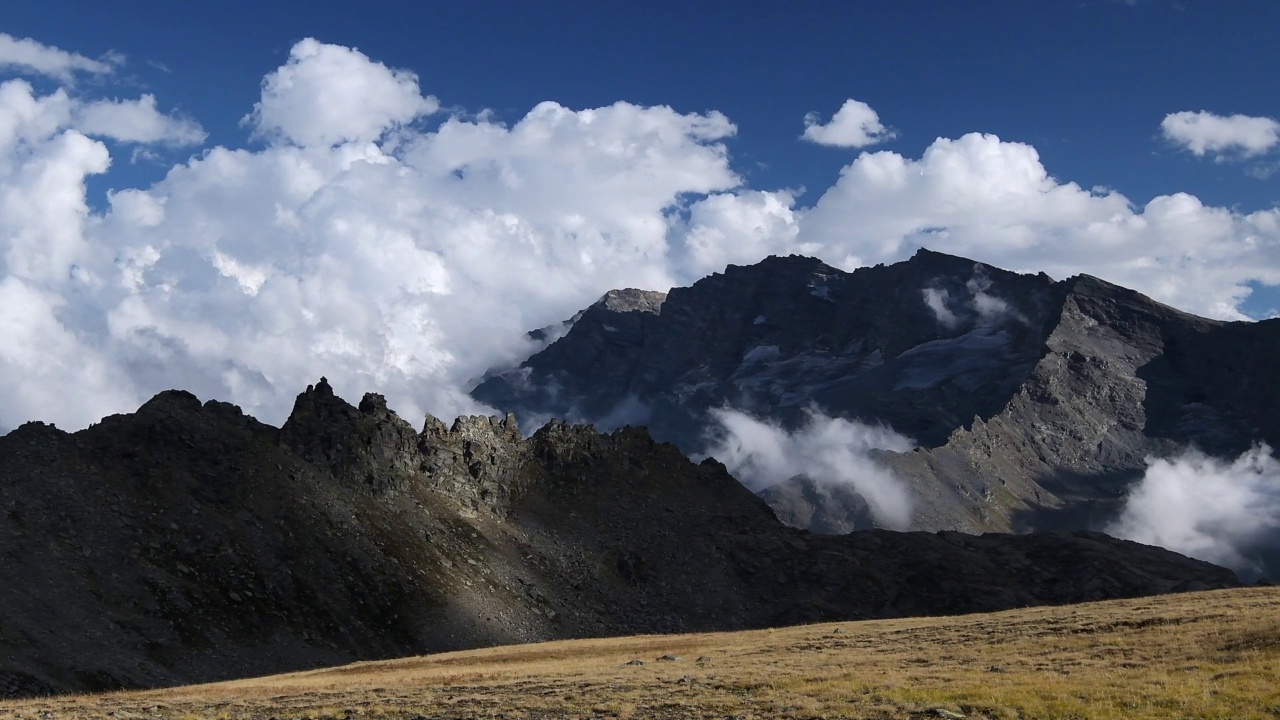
5,587,1279,720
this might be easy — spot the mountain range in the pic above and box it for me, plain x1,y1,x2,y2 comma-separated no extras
474,249,1280,573
5,248,1276,699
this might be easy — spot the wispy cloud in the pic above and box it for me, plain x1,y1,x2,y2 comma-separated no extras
702,407,916,529
0,33,120,83
76,94,206,146
921,265,1021,329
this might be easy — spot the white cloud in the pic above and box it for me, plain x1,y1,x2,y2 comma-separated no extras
0,38,743,431
1161,110,1280,158
0,276,135,427
702,407,916,529
799,132,1280,320
246,38,439,147
1108,446,1280,580
76,94,206,146
802,98,895,148
0,81,108,285
679,189,803,275
0,79,73,154
0,33,119,82
965,266,1018,324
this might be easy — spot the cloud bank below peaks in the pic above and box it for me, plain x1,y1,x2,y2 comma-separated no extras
1108,445,1280,581
1,34,1279,435
703,407,916,530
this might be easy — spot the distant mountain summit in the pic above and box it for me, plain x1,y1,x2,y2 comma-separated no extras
473,249,1280,558
477,249,1060,448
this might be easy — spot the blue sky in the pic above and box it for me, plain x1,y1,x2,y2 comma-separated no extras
7,0,1279,211
0,0,1278,431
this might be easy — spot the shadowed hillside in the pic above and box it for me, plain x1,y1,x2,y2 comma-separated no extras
0,380,1237,697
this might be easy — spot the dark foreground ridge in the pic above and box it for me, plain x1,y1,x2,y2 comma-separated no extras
0,381,1237,698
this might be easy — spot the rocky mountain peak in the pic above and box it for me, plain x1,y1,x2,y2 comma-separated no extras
137,389,204,416
447,412,518,435
730,253,837,275
281,379,418,495
595,288,667,314
282,377,353,433
475,248,1063,448
275,380,533,512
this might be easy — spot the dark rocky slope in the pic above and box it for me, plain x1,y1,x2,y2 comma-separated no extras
0,382,1236,698
473,250,1280,540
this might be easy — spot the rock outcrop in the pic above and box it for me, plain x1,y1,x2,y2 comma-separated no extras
0,383,1237,697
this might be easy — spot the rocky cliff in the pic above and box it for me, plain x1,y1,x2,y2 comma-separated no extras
0,381,1237,697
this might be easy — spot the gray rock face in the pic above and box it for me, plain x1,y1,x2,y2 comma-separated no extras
476,251,1059,448
0,384,1237,697
472,250,1280,544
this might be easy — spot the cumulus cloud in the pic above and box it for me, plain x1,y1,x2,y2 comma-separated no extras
0,33,119,82
702,407,915,529
1108,445,1280,580
1161,110,1280,158
75,94,206,146
0,37,743,431
800,132,1280,320
246,38,439,147
81,86,738,427
802,99,895,148
0,82,109,285
679,189,804,276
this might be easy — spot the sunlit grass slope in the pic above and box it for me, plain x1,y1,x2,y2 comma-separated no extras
6,587,1278,720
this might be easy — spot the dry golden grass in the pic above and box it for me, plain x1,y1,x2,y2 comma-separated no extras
5,587,1279,719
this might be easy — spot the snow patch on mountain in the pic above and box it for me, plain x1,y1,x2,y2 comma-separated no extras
894,327,1016,391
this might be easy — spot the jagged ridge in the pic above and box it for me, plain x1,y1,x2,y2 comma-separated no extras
0,380,1238,697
